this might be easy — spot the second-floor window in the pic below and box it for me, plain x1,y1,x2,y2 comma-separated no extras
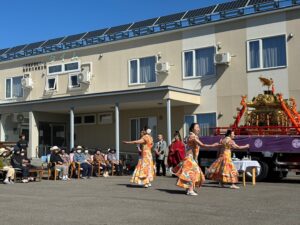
47,61,80,75
247,35,287,71
5,76,23,99
46,76,57,91
129,56,156,84
183,46,216,78
69,73,80,89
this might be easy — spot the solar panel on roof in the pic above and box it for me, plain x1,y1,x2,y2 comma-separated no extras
5,44,27,54
155,12,186,24
41,37,65,47
83,28,108,39
183,5,216,19
62,33,87,43
214,0,248,13
23,41,46,51
105,23,133,35
0,48,9,55
130,18,158,29
247,0,274,6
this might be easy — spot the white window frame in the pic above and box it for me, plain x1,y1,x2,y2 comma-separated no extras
68,73,81,89
47,63,64,75
246,34,287,72
182,46,216,79
47,61,80,75
98,113,113,125
64,61,81,73
46,76,58,91
128,56,157,85
5,76,24,99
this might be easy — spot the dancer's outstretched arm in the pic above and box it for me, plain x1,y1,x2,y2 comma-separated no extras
123,138,145,145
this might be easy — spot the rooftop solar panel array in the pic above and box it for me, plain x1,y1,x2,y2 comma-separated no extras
106,23,133,35
130,18,158,29
5,44,27,54
41,37,65,47
62,33,87,43
83,28,109,39
23,41,46,51
214,0,249,13
0,48,9,55
183,5,217,19
247,0,275,6
155,12,186,24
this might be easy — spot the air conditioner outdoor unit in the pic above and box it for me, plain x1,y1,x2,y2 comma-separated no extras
77,70,91,84
13,113,25,123
214,53,231,65
21,77,33,89
155,62,170,74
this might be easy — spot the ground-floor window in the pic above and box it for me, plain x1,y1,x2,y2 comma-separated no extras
184,112,216,137
130,117,157,141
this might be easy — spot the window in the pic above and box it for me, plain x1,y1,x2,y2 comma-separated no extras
69,74,80,89
184,115,196,137
196,113,217,136
129,56,156,84
65,62,80,72
98,113,113,124
83,115,96,124
48,65,62,75
247,35,287,70
46,77,57,91
5,76,23,99
47,61,80,75
183,46,215,78
130,117,157,140
74,116,82,125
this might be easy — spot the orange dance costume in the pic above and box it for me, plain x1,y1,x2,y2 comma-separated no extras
208,137,239,183
173,133,205,189
130,134,155,185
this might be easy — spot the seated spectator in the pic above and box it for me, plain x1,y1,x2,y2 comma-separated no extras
69,148,76,163
74,146,92,179
60,149,70,164
11,146,30,183
93,150,110,177
0,147,15,184
50,146,70,181
107,148,123,175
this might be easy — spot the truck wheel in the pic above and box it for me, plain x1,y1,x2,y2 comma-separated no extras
245,158,269,182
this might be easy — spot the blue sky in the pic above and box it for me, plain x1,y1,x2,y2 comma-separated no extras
0,0,229,49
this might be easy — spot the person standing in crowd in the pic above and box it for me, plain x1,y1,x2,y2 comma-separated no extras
173,123,219,196
168,131,185,169
207,130,249,189
50,146,70,181
11,146,30,183
124,128,155,188
0,146,15,184
74,146,92,179
154,134,167,176
16,134,28,153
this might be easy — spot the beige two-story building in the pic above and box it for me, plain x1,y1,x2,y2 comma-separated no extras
0,0,299,159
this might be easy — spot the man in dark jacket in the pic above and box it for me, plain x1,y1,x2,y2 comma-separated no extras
11,146,30,183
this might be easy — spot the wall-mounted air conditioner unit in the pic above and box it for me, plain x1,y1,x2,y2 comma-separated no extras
78,63,92,84
155,62,170,74
13,113,25,123
214,53,231,65
21,74,33,89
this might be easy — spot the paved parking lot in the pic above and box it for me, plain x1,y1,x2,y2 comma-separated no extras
0,174,299,225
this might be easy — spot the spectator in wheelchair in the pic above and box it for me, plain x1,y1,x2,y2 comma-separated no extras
0,146,15,184
93,149,110,177
74,146,92,179
50,146,70,181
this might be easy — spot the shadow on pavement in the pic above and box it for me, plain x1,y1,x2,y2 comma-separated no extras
117,184,144,188
156,188,186,195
